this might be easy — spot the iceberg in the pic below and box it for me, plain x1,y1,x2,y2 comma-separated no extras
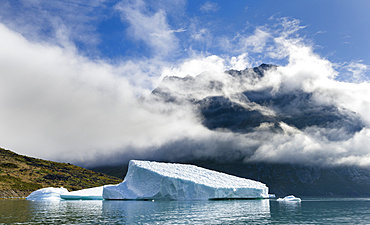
276,195,301,202
103,160,269,200
61,186,106,200
27,186,114,201
26,187,69,201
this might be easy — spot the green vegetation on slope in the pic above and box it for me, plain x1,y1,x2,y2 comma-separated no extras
0,147,122,198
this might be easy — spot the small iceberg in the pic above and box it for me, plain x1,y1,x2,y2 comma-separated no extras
276,195,301,202
27,186,113,201
26,187,69,201
103,160,269,200
60,186,106,200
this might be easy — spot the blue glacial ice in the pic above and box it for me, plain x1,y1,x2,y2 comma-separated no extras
60,186,107,200
103,160,269,200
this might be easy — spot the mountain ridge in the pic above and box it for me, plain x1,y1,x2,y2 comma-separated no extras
153,63,365,137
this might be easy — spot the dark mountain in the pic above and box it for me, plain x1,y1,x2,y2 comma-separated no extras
153,63,364,139
91,64,370,197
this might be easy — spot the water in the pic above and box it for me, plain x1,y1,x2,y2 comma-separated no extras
1,198,370,224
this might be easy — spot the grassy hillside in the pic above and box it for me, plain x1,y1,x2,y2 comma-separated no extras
0,147,122,198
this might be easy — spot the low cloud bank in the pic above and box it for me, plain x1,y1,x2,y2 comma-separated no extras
0,23,204,163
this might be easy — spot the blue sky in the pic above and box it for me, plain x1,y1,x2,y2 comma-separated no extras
1,0,370,166
1,0,369,77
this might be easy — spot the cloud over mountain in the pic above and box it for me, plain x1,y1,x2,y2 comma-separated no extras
150,62,370,167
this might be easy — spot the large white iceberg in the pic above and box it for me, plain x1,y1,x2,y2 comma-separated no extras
60,186,105,200
103,160,269,200
26,187,69,201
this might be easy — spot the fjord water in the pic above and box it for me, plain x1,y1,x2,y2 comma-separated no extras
1,198,370,224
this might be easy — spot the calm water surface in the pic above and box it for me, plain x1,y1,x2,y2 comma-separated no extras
1,198,370,224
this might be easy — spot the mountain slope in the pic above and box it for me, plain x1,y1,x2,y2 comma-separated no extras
153,64,364,138
0,147,121,198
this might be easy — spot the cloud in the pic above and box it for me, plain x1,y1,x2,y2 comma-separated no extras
343,61,369,83
200,1,219,13
0,23,205,164
115,0,181,57
237,28,271,53
161,55,226,78
247,125,370,167
0,0,106,51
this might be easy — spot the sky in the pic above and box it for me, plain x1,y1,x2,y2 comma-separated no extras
0,0,370,167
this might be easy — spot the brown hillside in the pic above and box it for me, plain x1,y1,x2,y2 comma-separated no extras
0,147,122,198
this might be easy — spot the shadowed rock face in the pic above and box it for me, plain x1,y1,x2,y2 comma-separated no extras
198,90,364,141
152,64,365,140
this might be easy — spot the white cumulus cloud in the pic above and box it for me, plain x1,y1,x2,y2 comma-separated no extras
200,1,219,13
115,0,180,57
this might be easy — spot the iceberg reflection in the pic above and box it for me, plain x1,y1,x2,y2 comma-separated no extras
28,200,103,224
102,199,270,224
